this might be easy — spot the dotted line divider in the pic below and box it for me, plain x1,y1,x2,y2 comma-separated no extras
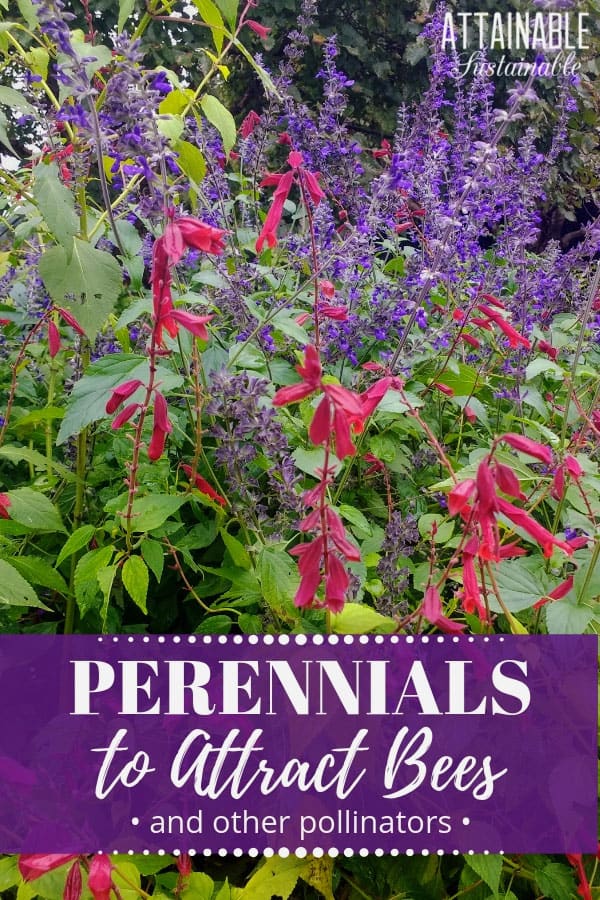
98,848,505,858
95,634,506,644
93,632,506,855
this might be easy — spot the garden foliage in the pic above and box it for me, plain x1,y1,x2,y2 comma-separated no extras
0,0,598,895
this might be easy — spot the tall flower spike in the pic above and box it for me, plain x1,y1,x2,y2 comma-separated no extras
256,152,324,252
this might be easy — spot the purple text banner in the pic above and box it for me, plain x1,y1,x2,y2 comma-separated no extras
0,634,596,854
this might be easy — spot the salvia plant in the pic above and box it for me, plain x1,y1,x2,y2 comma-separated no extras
0,0,598,896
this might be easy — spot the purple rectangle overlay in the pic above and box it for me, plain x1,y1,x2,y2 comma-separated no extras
0,634,596,854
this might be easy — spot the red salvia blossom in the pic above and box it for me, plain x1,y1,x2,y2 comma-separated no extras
256,151,324,252
500,432,553,466
0,493,10,519
496,497,573,558
533,574,574,609
151,214,225,345
106,379,144,415
420,584,465,634
64,861,83,900
551,454,583,500
18,855,77,881
372,138,392,159
566,854,592,900
148,390,172,461
538,339,558,360
475,304,531,349
87,854,113,900
182,464,226,506
272,344,323,406
48,320,61,357
57,307,86,335
111,403,140,430
240,110,261,139
245,18,270,39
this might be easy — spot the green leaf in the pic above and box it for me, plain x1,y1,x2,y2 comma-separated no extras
175,139,207,185
331,603,396,634
546,597,594,634
191,0,225,51
111,860,142,900
16,0,38,28
57,354,182,444
0,110,17,155
239,857,327,900
122,555,149,614
97,564,118,629
0,857,19,892
7,487,65,532
258,547,299,617
214,0,238,26
0,559,48,609
489,558,552,613
141,538,164,583
24,46,49,79
525,357,564,381
117,0,136,31
220,529,251,569
0,444,73,480
8,556,68,593
32,162,79,247
466,854,503,896
195,614,232,634
339,504,372,538
126,494,187,532
534,862,577,900
74,546,115,617
180,872,214,900
418,513,454,544
39,238,122,341
56,525,96,566
0,85,35,114
200,94,236,156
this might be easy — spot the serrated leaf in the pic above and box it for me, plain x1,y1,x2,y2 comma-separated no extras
180,872,214,900
238,857,306,900
258,547,299,616
525,357,564,381
220,528,251,569
192,0,225,51
546,598,594,634
57,354,182,444
39,238,122,341
118,0,135,31
74,546,114,617
195,614,232,634
122,555,149,613
466,854,503,896
0,444,73,480
16,0,38,27
7,487,65,532
0,559,48,609
332,603,396,634
32,162,79,247
200,94,236,156
141,538,164,582
56,525,96,566
126,494,187,532
8,556,68,593
175,139,206,185
97,564,118,629
489,557,553,613
534,862,576,900
339,504,372,538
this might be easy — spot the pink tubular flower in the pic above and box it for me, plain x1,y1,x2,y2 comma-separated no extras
448,479,476,517
272,344,322,406
500,433,553,466
493,461,527,501
496,497,573,557
48,320,61,357
240,110,261,139
476,305,531,349
87,854,113,900
246,18,270,39
182,464,226,506
18,855,77,882
566,854,592,900
64,861,83,900
421,584,465,634
111,403,140,430
324,554,349,614
148,390,172,461
169,309,213,341
0,493,11,519
533,574,574,609
57,307,86,336
105,380,144,415
175,217,226,255
256,152,324,252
